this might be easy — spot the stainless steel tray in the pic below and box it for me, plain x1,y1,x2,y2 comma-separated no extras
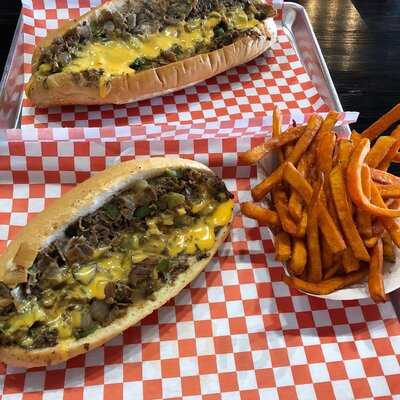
0,14,23,131
283,2,344,114
0,3,348,132
0,4,399,313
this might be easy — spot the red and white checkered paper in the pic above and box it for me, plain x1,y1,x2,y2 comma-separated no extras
6,112,358,142
20,0,334,132
0,134,400,400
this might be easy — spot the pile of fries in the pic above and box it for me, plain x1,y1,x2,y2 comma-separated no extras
240,103,400,301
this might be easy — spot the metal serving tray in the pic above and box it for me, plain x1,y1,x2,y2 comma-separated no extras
0,3,347,132
0,3,398,313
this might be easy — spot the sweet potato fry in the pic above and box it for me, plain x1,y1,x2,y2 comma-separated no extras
356,165,373,238
361,102,400,140
323,261,341,280
378,126,400,170
289,238,307,276
288,155,309,221
241,202,279,226
239,126,305,165
370,183,400,247
365,236,380,248
283,268,369,295
321,236,333,271
372,219,385,237
284,143,294,159
322,111,340,131
288,191,303,222
342,248,360,273
330,166,370,261
378,184,400,198
317,131,336,175
351,130,361,144
382,232,396,263
315,111,339,145
379,143,400,170
285,114,323,166
283,162,346,253
371,168,400,185
306,175,323,282
252,166,283,201
275,231,291,262
337,139,354,169
294,210,307,238
365,136,397,168
273,106,284,164
252,115,322,200
296,153,311,180
273,106,282,138
324,177,340,226
273,189,298,235
368,239,386,302
283,162,312,202
347,139,400,217
319,131,338,219
239,138,279,166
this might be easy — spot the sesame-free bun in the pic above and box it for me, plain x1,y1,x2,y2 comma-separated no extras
0,157,233,367
25,0,277,107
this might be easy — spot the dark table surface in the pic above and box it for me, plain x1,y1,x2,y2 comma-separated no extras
0,0,399,132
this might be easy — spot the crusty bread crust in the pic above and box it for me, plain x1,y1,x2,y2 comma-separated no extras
0,157,234,367
25,0,277,107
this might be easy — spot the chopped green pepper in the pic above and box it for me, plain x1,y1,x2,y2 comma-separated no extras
163,192,186,209
135,206,151,218
103,203,119,220
157,259,170,273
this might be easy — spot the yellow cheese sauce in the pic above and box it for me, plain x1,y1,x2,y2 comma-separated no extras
61,8,259,79
5,199,233,340
168,199,234,256
8,303,46,334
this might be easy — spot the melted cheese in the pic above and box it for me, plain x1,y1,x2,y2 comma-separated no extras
63,19,216,78
207,199,235,227
7,304,46,333
87,254,127,299
62,7,259,95
48,314,72,339
168,199,234,256
48,308,83,340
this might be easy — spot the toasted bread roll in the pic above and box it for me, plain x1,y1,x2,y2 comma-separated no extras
26,0,277,107
0,158,234,367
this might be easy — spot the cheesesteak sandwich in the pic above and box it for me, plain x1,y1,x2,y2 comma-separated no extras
0,158,234,367
26,0,277,107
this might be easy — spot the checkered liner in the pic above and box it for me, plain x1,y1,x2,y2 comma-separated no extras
0,136,399,400
6,111,359,142
20,0,333,131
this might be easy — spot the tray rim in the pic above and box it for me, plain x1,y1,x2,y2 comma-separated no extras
283,2,345,115
0,14,23,130
0,4,348,131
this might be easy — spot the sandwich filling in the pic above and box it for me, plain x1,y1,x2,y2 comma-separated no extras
0,168,233,349
34,0,275,96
